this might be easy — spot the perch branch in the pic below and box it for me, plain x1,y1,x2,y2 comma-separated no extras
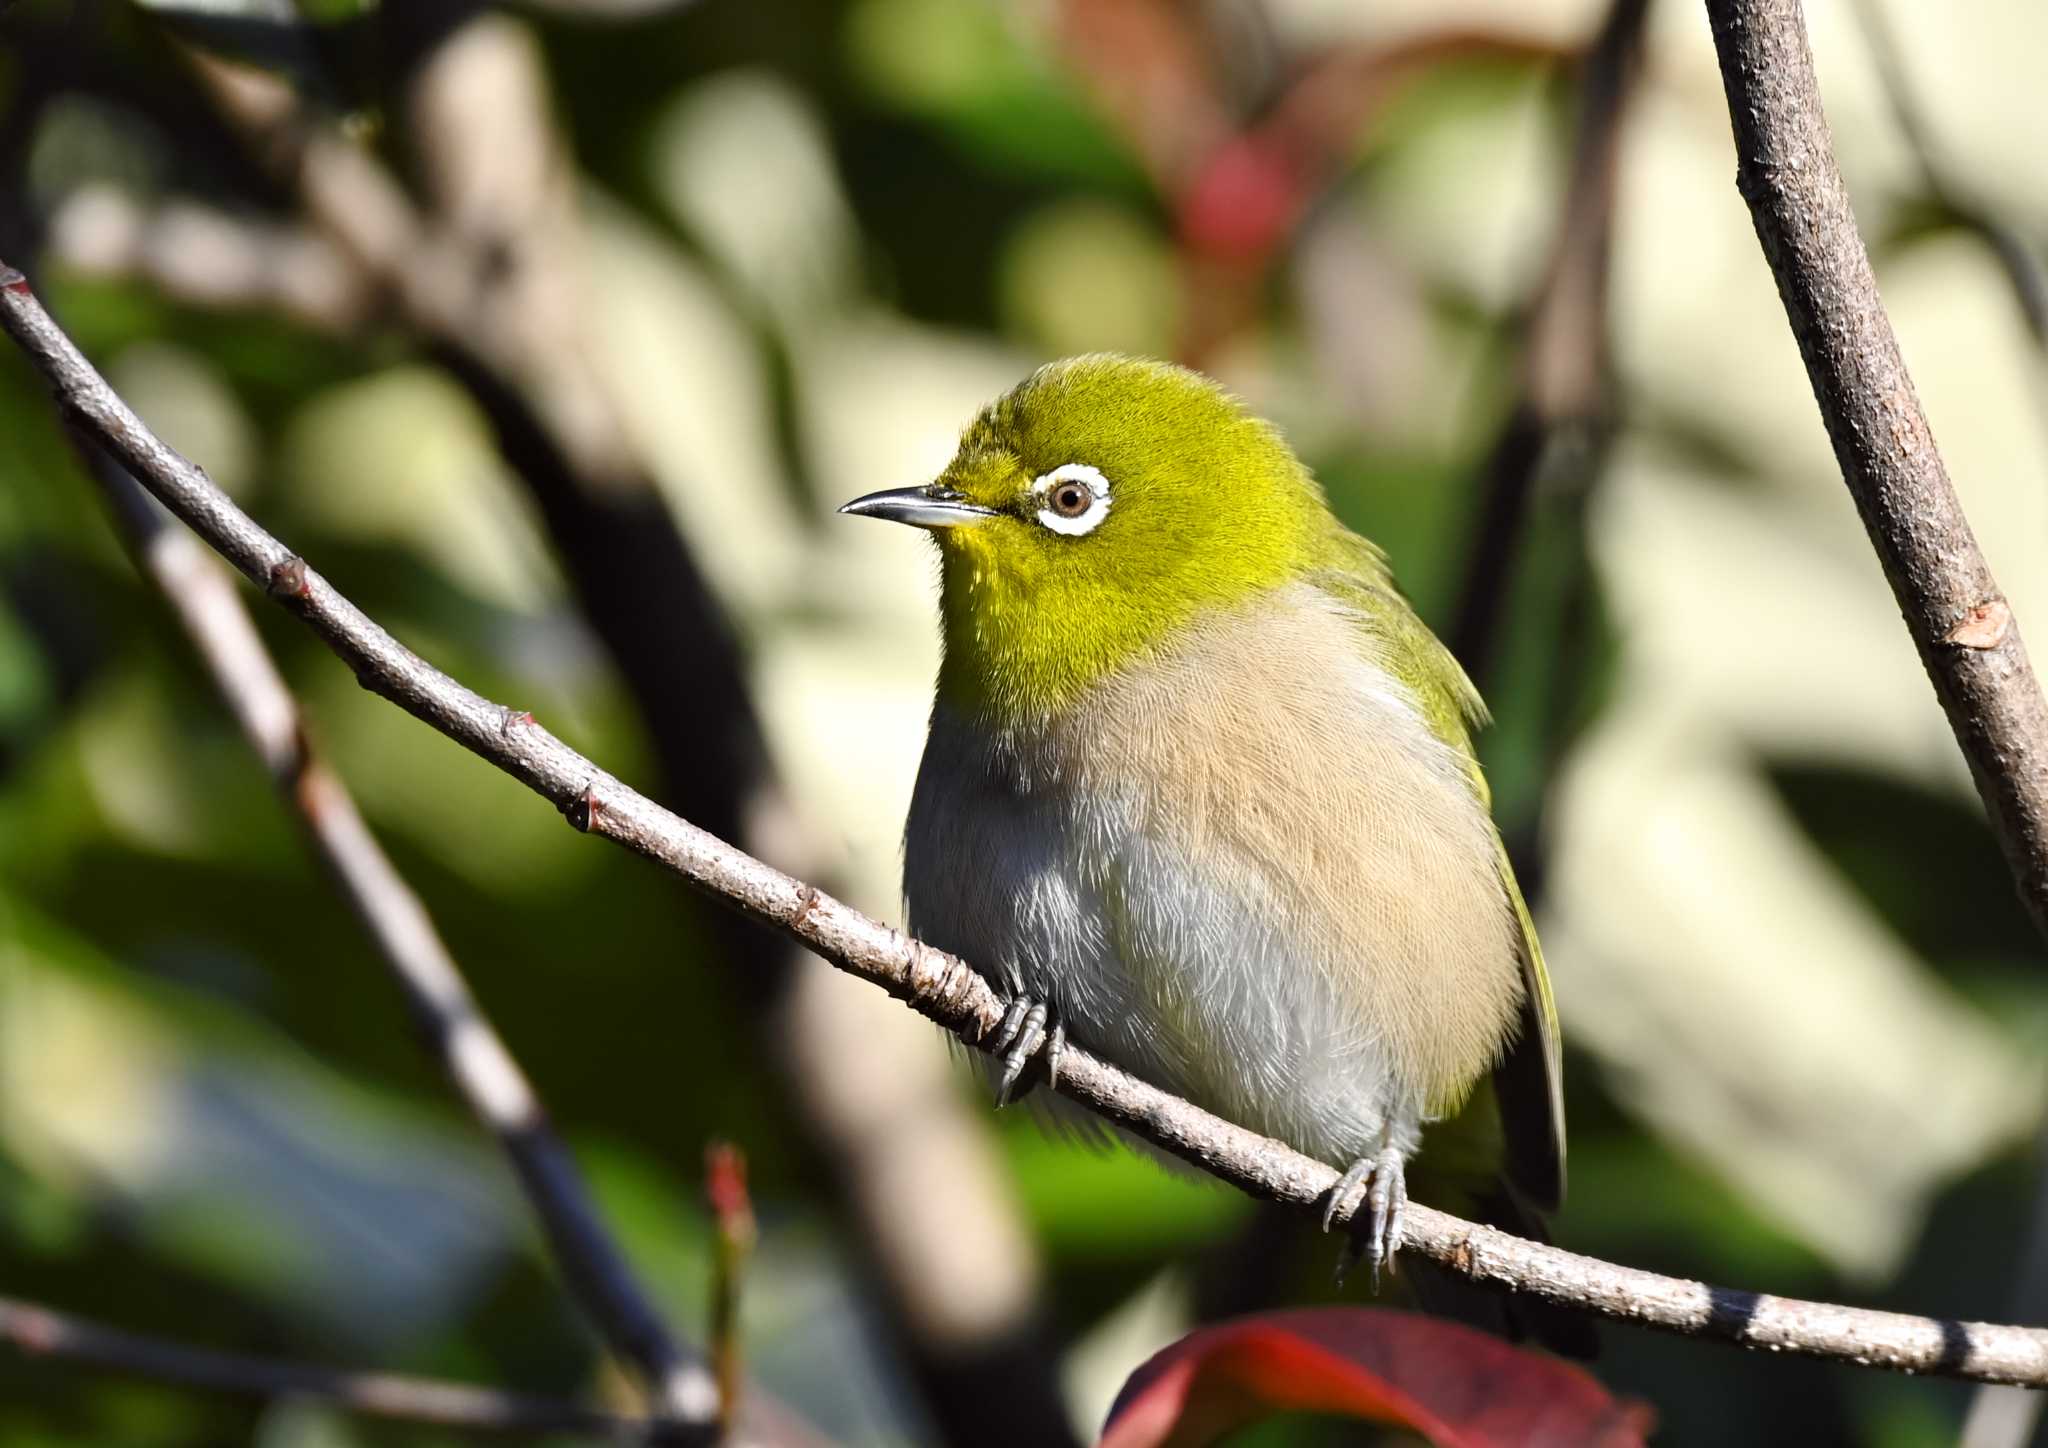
0,1295,642,1440
6,261,2048,1388
79,454,720,1436
1703,0,2048,941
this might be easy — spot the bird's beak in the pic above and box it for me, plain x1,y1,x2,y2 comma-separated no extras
838,486,998,530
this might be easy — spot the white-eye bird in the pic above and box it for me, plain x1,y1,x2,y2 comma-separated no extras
842,355,1573,1340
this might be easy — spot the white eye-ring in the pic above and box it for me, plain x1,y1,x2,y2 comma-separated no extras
1032,462,1112,536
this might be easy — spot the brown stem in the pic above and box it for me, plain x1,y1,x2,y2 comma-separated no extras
1702,0,2048,942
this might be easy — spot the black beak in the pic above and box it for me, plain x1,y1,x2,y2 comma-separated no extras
838,487,998,529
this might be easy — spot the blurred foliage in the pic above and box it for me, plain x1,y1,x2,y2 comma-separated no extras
2,0,2046,1446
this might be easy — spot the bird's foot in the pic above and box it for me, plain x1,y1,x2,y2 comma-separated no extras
1323,1147,1408,1292
988,996,1064,1106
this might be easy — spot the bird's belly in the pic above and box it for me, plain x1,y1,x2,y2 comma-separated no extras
905,746,1413,1164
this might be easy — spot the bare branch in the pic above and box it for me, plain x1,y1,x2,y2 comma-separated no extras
78,453,720,1435
0,1295,644,1440
9,263,2048,1387
1702,0,2048,942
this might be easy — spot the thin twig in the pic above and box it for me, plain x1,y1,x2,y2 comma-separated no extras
78,449,720,1437
7,265,2048,1388
1703,0,2048,943
1448,0,1647,683
0,1295,643,1440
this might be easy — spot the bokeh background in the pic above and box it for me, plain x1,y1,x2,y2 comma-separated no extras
2,0,2046,1444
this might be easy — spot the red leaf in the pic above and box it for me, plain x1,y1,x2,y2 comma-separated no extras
1099,1308,1653,1448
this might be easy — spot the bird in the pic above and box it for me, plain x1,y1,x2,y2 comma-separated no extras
840,354,1575,1345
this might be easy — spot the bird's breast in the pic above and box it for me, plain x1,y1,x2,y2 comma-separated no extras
904,583,1524,1161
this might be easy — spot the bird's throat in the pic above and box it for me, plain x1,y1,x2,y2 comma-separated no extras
933,529,1198,730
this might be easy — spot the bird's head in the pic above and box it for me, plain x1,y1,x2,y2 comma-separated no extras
841,354,1333,724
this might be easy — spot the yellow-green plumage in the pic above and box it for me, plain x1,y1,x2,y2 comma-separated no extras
843,354,1567,1332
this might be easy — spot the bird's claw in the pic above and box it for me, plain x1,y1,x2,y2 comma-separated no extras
989,996,1063,1105
1324,1147,1407,1292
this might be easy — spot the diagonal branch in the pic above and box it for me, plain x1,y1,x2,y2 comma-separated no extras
1703,0,2048,943
75,456,723,1436
0,1294,643,1440
6,262,2048,1388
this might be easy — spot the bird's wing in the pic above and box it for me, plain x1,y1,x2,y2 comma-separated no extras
1491,839,1566,1211
1309,544,1565,1210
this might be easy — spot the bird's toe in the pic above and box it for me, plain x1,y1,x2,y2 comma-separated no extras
991,998,1055,1106
1328,1148,1409,1291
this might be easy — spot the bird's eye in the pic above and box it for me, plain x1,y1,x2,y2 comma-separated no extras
1031,462,1113,537
1049,480,1093,518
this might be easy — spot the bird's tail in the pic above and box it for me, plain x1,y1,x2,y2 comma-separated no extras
1401,1186,1599,1360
